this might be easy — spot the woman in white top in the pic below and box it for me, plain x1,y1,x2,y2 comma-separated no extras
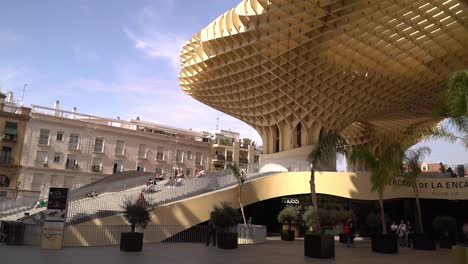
390,221,398,234
397,220,407,246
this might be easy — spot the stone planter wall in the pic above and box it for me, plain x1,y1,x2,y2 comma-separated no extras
238,224,267,245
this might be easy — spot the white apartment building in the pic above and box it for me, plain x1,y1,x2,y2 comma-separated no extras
18,102,211,199
209,129,261,172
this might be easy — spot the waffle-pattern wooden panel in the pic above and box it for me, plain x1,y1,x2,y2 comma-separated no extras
179,0,468,153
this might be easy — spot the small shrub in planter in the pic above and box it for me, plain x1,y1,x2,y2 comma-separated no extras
120,197,151,252
433,216,457,249
211,202,240,249
371,234,398,254
277,206,300,241
302,207,341,259
412,233,436,250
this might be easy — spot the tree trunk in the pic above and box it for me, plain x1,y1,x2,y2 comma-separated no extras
413,184,424,233
238,180,247,226
310,167,321,233
378,191,387,235
131,224,136,233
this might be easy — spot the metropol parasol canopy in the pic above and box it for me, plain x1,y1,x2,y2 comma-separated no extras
179,0,468,154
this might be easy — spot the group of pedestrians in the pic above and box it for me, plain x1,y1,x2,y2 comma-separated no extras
390,220,413,247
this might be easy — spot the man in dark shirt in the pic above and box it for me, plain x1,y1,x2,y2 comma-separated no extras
205,216,216,246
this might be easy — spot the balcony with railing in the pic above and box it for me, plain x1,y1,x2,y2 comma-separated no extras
115,148,125,156
156,152,165,161
92,165,102,173
66,162,79,170
2,134,17,143
239,158,249,164
68,142,79,150
214,138,232,147
213,154,225,161
138,151,148,159
195,159,202,166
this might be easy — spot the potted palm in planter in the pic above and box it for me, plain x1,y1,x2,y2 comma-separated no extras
277,206,300,241
403,146,436,250
433,216,457,249
211,202,240,249
306,132,348,258
120,198,150,252
350,143,404,254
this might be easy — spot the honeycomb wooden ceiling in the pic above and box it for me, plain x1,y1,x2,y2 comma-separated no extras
179,0,468,146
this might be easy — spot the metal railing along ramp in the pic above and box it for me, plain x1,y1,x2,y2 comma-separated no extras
65,170,277,225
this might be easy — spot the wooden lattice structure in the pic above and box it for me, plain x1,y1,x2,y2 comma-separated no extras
179,0,468,154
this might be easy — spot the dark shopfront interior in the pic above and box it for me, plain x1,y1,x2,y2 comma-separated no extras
242,194,468,237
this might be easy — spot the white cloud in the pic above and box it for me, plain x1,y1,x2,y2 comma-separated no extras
125,29,185,71
124,2,187,71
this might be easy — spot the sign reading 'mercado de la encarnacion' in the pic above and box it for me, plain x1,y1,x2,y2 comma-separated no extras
387,177,468,199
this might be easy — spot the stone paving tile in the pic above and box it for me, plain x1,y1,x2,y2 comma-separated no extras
0,240,451,264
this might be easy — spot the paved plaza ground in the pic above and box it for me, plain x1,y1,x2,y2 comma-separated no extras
1,238,451,264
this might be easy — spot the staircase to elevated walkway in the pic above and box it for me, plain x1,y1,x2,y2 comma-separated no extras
0,171,154,221
61,171,468,247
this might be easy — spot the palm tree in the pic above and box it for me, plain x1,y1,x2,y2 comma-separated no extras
308,132,348,233
403,146,431,233
229,163,247,226
350,143,404,235
414,70,468,148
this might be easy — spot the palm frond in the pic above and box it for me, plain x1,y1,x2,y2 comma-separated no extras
308,132,347,170
446,70,468,118
228,163,240,180
403,146,431,182
350,144,404,193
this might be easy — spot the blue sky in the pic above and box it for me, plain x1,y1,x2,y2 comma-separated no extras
0,0,466,165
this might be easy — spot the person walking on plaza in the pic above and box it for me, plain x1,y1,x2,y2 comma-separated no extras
345,218,355,247
390,221,398,235
397,220,407,246
406,220,413,248
205,215,216,246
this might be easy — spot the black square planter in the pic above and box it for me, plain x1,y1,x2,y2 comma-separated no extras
339,233,346,244
439,238,455,249
217,232,238,249
281,230,295,241
120,232,144,252
304,234,335,259
371,234,398,254
412,233,436,250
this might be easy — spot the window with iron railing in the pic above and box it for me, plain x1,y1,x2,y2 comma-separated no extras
115,140,125,156
156,147,164,160
137,163,145,172
94,137,104,152
66,157,78,170
176,150,184,163
69,134,80,149
38,129,50,145
138,144,147,159
195,152,202,165
0,147,12,165
92,158,102,173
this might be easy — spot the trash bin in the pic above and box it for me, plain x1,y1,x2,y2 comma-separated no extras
452,245,468,264
3,221,25,245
